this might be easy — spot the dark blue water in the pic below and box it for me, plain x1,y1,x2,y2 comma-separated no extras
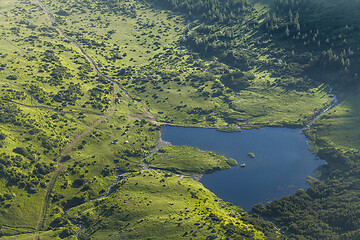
161,126,325,211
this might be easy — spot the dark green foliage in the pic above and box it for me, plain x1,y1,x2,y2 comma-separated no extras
55,10,70,16
0,102,21,124
63,194,88,209
13,147,33,160
88,84,113,110
50,64,72,85
53,83,82,104
253,150,360,239
146,0,251,64
61,155,71,162
262,0,360,87
119,148,147,158
148,0,248,23
34,162,55,175
50,217,71,228
72,179,85,188
27,84,50,104
41,50,59,62
59,227,76,239
0,151,52,193
5,75,17,80
101,165,115,177
2,89,27,101
221,71,253,91
0,132,6,140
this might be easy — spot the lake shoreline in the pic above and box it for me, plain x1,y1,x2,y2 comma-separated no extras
161,126,326,211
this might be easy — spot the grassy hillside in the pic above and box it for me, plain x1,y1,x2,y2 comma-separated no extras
0,0,359,239
0,0,159,236
67,170,281,239
41,0,333,128
0,0,283,238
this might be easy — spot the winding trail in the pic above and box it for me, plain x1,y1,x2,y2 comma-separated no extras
33,0,160,238
30,0,339,239
35,0,99,75
35,0,142,98
306,84,338,129
33,0,119,238
34,108,108,239
40,0,157,118
1,98,64,113
140,138,171,170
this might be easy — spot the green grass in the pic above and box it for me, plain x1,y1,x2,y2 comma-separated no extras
0,0,125,233
43,0,185,67
145,145,233,174
41,0,334,129
0,103,91,232
0,0,354,238
307,92,360,152
0,0,112,114
43,94,160,227
67,170,279,239
227,83,333,128
0,228,77,240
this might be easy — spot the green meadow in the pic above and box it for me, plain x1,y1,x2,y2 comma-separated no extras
145,145,236,174
0,0,360,239
67,170,280,239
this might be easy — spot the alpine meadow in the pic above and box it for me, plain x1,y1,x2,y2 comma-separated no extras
0,0,360,239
